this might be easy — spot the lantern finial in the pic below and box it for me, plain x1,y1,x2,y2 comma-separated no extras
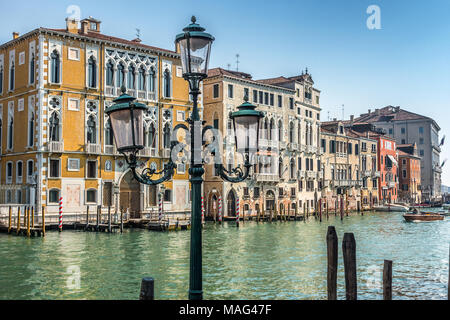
243,92,249,103
121,85,127,94
191,16,196,24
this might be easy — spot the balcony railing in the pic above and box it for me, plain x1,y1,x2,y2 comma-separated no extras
255,174,279,183
306,171,316,179
372,171,381,178
298,171,306,179
305,145,317,154
279,141,287,150
85,143,101,155
333,180,360,187
388,181,396,188
162,148,171,158
48,141,64,153
105,86,115,96
104,145,116,155
317,171,324,179
363,170,372,177
138,147,158,157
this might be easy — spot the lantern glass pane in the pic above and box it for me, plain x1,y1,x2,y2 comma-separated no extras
178,37,212,75
132,108,144,148
234,115,259,157
109,108,144,151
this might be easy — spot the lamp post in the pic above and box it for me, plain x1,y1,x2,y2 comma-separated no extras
106,17,263,300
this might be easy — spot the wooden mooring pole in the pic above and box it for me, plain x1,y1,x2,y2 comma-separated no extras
108,206,112,233
120,208,124,233
140,277,155,300
327,226,338,300
342,233,357,300
42,205,46,237
96,205,100,230
16,207,21,235
383,260,393,300
31,206,34,228
86,205,89,228
27,207,31,237
8,206,12,234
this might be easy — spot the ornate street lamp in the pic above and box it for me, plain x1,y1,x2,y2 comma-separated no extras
105,17,263,300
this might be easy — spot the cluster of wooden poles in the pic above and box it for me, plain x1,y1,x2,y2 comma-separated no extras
6,205,46,237
138,226,450,300
327,225,450,300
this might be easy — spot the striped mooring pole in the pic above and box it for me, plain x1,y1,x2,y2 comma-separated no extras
201,196,205,225
158,193,163,221
236,197,240,227
58,197,63,232
218,196,222,224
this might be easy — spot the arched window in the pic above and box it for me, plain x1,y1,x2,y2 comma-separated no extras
29,54,35,84
298,123,301,145
279,160,283,178
27,160,34,180
163,123,171,149
116,63,125,87
146,122,156,148
163,69,171,97
0,66,3,93
87,115,97,144
138,67,146,91
8,117,13,149
50,50,60,83
263,119,268,140
289,122,294,143
290,158,295,179
88,56,97,88
148,67,156,92
278,120,283,142
127,65,135,89
9,62,15,90
28,112,34,147
49,112,60,142
106,60,114,86
105,118,114,146
269,119,274,140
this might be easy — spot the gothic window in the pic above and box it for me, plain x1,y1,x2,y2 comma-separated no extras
9,62,15,90
50,50,60,83
289,122,294,143
116,63,125,87
49,112,60,142
88,56,97,88
127,65,135,89
278,120,283,142
106,60,114,86
269,119,274,140
298,123,301,145
146,122,156,148
87,115,97,144
28,112,34,147
163,123,171,149
290,159,295,179
105,118,114,146
148,67,156,92
138,67,146,91
163,68,171,98
263,119,268,140
29,53,35,84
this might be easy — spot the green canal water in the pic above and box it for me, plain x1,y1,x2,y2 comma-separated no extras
0,211,449,300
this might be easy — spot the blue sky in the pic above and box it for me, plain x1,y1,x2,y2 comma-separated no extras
1,0,450,185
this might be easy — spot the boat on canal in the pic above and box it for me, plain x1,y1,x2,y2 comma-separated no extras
403,209,444,222
374,204,409,212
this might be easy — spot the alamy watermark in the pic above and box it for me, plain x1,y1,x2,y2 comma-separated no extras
66,265,81,290
367,5,381,30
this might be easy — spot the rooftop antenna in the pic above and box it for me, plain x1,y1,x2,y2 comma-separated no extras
227,63,231,70
342,104,345,120
236,54,240,72
136,28,141,39
327,111,330,121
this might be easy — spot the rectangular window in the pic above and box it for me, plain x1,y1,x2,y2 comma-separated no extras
213,84,219,98
6,162,13,184
87,160,97,178
420,150,424,156
289,98,294,109
264,92,269,105
68,48,80,61
389,128,393,135
49,189,60,204
68,158,80,171
278,95,282,108
254,187,260,198
270,94,274,106
227,84,233,98
177,111,185,122
348,143,353,155
419,127,424,134
244,88,249,99
419,138,424,145
164,189,172,202
68,98,80,111
49,159,60,178
321,139,326,153
355,144,359,155
253,90,258,103
259,91,263,104
401,128,406,134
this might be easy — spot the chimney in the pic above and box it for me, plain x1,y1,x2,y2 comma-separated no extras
65,18,79,34
12,32,19,39
81,20,89,35
350,115,354,123
368,109,371,114
132,38,142,43
375,109,380,115
395,106,400,112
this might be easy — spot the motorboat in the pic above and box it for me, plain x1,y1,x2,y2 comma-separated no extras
403,209,444,222
374,204,409,212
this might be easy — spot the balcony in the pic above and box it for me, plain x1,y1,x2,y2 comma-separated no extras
388,181,396,189
317,171,324,179
48,141,64,153
104,145,116,155
306,171,316,179
279,141,287,150
372,171,381,178
363,170,372,177
288,142,298,152
85,143,101,155
255,174,279,183
139,147,158,158
333,180,360,188
105,86,115,96
305,145,317,154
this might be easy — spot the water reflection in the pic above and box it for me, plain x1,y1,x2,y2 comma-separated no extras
0,211,448,300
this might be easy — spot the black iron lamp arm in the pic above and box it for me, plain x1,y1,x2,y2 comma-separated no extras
215,160,252,183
